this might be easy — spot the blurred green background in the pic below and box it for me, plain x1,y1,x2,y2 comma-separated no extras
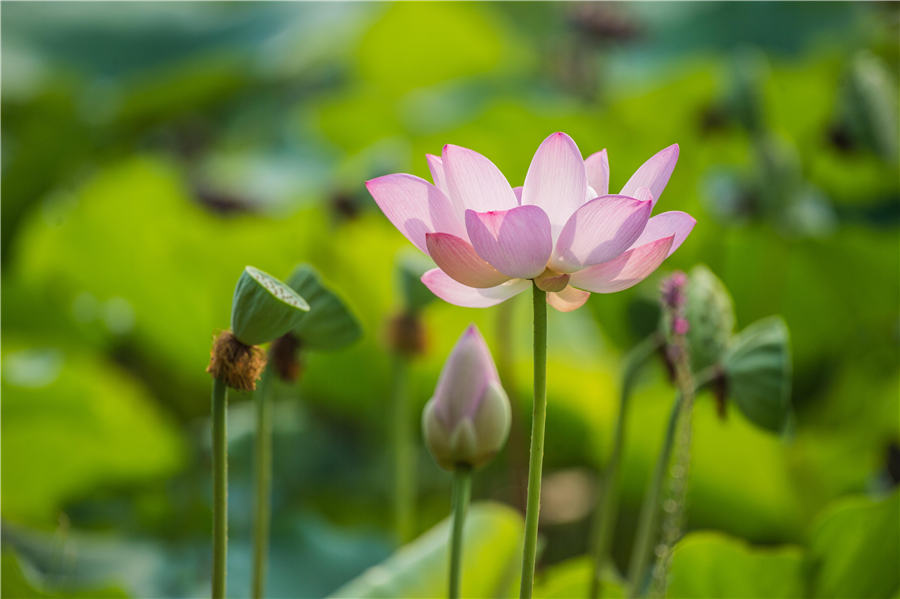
2,2,898,598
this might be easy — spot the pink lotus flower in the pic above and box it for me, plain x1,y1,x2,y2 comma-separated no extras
366,132,695,312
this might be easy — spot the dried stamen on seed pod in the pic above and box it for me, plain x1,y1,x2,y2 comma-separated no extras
207,330,266,391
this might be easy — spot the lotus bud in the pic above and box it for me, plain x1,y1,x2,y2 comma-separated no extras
682,265,735,373
422,325,511,471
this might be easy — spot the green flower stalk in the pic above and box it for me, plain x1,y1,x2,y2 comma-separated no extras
423,325,511,599
588,333,662,599
649,275,696,598
520,284,548,599
628,272,694,598
206,266,308,599
250,265,360,599
386,255,435,544
389,351,415,544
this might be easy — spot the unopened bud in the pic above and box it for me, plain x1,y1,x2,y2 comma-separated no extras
683,265,735,372
422,325,511,470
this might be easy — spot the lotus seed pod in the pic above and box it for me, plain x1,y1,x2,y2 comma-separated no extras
286,265,362,352
723,316,792,433
422,325,511,470
682,265,735,372
230,266,310,346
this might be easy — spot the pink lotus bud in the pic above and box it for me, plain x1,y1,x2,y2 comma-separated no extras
422,325,511,471
660,271,687,310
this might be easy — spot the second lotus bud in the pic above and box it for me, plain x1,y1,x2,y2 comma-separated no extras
422,325,511,471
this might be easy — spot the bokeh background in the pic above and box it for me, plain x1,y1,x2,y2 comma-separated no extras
2,2,898,598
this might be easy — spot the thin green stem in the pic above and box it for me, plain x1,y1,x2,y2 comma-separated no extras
627,392,684,598
589,335,662,599
519,284,548,599
211,377,228,599
251,367,274,599
449,466,472,599
391,353,415,544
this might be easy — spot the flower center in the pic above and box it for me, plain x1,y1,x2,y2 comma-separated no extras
534,268,569,292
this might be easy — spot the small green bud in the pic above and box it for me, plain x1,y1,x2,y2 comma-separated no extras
230,266,310,346
422,325,510,470
682,265,735,372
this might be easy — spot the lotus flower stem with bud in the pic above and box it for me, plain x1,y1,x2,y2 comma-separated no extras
626,389,684,598
628,273,695,598
649,274,697,597
423,325,511,599
367,132,695,599
588,332,663,599
206,266,309,599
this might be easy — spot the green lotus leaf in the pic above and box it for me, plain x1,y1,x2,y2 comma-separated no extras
722,316,792,433
533,557,626,598
668,531,805,598
807,491,900,599
1,549,127,598
286,265,362,351
231,266,309,346
328,501,523,598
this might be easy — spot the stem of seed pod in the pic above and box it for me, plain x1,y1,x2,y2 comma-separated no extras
520,283,548,599
448,466,472,599
251,366,274,599
627,391,684,598
391,353,415,544
211,377,228,599
589,334,662,599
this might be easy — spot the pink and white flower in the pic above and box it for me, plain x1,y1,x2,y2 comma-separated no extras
366,132,695,312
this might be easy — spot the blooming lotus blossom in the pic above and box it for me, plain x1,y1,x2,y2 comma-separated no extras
422,325,510,470
366,132,695,312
